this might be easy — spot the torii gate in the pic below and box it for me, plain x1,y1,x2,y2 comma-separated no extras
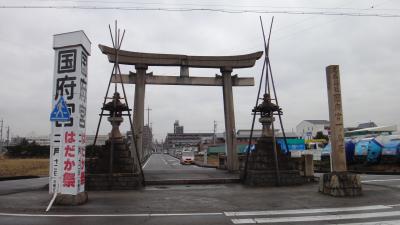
99,44,263,171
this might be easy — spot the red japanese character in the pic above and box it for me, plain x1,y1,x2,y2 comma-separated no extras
64,159,75,171
63,173,75,187
80,157,85,169
80,171,85,185
65,131,76,143
80,133,86,144
64,145,75,158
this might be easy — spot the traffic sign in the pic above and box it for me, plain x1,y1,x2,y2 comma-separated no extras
50,96,71,122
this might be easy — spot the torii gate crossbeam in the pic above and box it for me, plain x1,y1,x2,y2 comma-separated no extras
100,44,263,172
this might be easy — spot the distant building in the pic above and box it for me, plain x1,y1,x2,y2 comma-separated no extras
345,125,397,137
344,121,378,132
296,120,330,139
222,129,299,144
357,122,377,129
86,134,109,146
174,120,184,134
165,132,214,150
9,136,25,146
142,125,154,153
26,136,50,146
22,134,109,146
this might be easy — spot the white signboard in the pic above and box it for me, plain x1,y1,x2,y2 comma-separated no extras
50,31,91,195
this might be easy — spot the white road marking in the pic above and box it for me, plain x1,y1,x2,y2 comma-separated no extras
225,205,391,217
335,219,400,225
142,157,151,169
167,157,179,161
161,158,168,165
231,210,400,224
362,178,400,183
0,212,223,217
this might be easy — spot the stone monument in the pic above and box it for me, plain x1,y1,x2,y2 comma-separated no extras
319,65,362,197
50,30,91,206
85,92,142,190
241,94,306,186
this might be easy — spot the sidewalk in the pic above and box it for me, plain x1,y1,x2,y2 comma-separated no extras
0,177,47,195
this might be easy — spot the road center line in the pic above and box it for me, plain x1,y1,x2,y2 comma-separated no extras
142,157,151,169
225,205,391,216
231,210,400,224
0,212,223,218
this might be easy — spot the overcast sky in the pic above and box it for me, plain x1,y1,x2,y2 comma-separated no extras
0,0,399,141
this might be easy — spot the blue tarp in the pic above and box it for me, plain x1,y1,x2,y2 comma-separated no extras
345,141,355,163
355,138,383,164
382,140,400,157
321,141,355,163
321,143,331,156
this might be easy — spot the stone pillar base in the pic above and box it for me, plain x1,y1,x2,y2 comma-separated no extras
241,170,307,186
86,173,143,191
54,191,88,205
319,172,362,197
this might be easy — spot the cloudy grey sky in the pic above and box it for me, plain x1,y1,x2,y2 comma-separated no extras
0,0,399,141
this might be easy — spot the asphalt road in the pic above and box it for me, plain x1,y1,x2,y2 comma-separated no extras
0,155,399,225
143,153,239,183
0,177,48,195
360,174,400,189
143,153,203,170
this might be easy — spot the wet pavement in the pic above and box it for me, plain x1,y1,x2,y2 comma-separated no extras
0,154,399,225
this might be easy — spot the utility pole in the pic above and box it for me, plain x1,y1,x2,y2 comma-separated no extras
213,120,217,144
0,119,3,142
0,119,3,150
146,107,152,126
6,126,10,147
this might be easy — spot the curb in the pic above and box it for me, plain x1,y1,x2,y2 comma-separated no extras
315,170,400,175
194,161,218,168
145,178,240,185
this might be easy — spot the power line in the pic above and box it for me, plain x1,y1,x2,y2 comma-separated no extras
248,0,394,49
1,5,400,17
6,0,400,11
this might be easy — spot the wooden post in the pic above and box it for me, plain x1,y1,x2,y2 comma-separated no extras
326,65,347,172
133,64,147,163
221,67,239,172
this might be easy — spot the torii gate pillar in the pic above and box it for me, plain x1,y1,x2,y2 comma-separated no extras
133,64,148,162
222,67,239,172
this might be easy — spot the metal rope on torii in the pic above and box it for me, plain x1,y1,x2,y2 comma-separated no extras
99,43,263,171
